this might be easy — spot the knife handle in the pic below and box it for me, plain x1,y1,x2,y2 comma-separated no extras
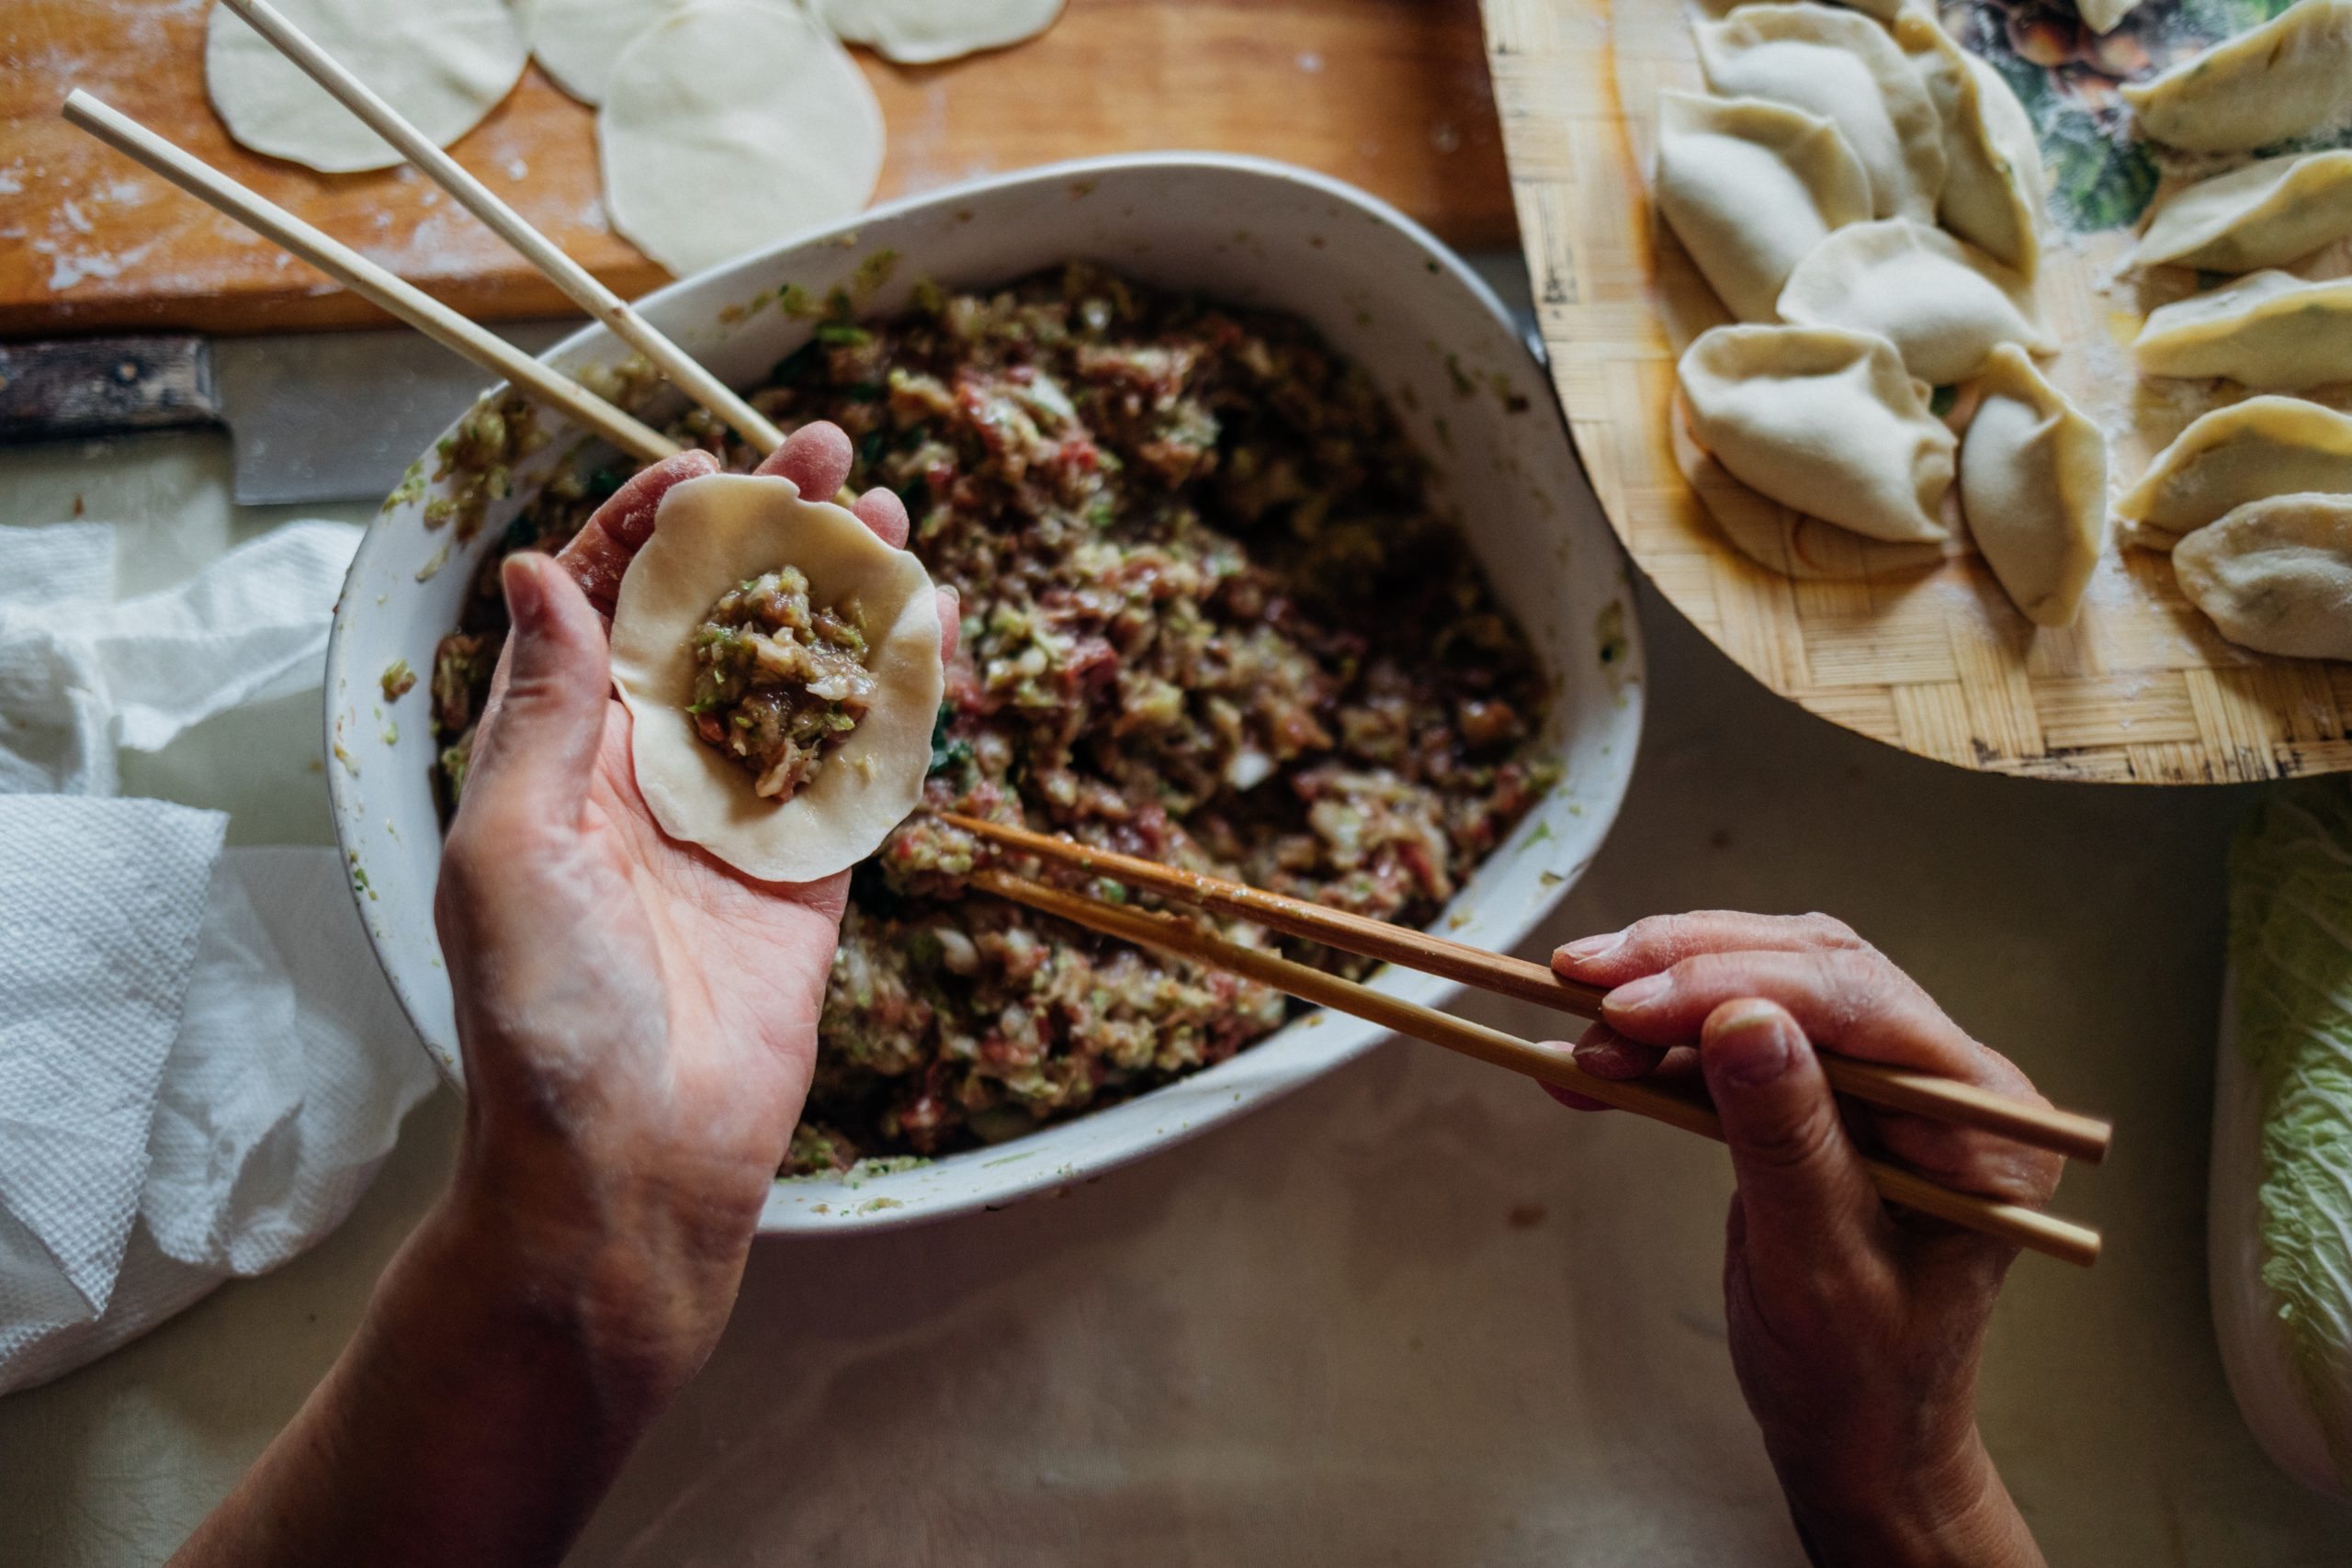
0,335,222,445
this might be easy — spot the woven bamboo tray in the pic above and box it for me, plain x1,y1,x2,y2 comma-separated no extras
1481,0,2352,784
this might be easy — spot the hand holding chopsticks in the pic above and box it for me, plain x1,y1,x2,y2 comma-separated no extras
944,811,2108,1268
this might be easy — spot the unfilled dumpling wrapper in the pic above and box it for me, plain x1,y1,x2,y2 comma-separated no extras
2175,493,2352,660
2132,272,2352,392
1959,344,2108,626
610,473,944,884
1679,323,1955,544
1894,12,2043,276
2118,397,2352,547
525,0,688,105
1777,219,2053,387
1693,3,1946,223
2132,152,2352,273
2121,0,2352,153
601,0,886,276
1654,90,1872,323
814,0,1065,64
206,0,528,174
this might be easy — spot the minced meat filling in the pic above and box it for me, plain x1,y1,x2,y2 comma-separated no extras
432,265,1555,1171
690,568,876,801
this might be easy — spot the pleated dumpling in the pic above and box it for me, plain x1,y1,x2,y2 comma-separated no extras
1693,3,1946,223
1654,90,1872,322
1679,323,1955,544
1958,345,2109,626
2121,0,2352,153
1777,218,2053,386
2173,494,2352,660
2132,271,2352,392
2132,151,2352,273
1894,10,2043,276
2117,397,2352,546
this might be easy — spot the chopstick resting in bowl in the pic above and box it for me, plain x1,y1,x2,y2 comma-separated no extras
62,90,680,468
944,813,2108,1268
210,0,786,457
941,812,2111,1163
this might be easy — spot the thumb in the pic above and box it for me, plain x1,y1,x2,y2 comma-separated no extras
1700,998,1883,1263
463,554,612,821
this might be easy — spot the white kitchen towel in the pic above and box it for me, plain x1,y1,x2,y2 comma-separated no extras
0,519,438,1397
0,520,362,792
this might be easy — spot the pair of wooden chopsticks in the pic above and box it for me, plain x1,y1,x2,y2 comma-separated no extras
62,0,778,466
941,812,2109,1269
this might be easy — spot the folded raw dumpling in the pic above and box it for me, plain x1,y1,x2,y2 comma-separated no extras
1655,90,1873,322
1679,323,1955,543
2117,397,2352,547
1894,11,2043,276
1694,3,1946,223
2121,0,2352,153
2174,493,2352,660
1958,345,2109,626
609,472,945,884
1778,218,2053,386
2132,272,2352,391
2131,152,2352,273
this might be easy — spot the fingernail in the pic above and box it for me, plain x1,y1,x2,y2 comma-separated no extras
1712,1003,1794,1087
503,554,546,627
1608,972,1669,1010
1561,930,1624,962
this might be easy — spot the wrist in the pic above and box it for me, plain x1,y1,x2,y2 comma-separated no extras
1776,1430,2044,1568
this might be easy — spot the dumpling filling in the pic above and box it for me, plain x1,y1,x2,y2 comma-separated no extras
689,568,878,801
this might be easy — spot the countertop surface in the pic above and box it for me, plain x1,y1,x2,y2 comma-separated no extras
2,315,2349,1563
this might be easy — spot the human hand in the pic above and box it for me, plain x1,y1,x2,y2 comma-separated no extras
431,423,955,1394
1550,913,2057,1568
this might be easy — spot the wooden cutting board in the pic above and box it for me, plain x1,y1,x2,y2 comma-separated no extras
0,0,1511,336
1484,0,2352,785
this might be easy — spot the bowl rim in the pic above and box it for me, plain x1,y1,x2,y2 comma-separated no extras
324,151,1647,1234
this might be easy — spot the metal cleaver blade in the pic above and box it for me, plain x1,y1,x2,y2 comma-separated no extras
0,321,580,507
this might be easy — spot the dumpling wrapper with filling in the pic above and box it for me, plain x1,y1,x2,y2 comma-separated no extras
2118,396,2352,548
2131,151,2352,274
1778,218,2054,387
2174,493,2352,661
1959,344,2109,627
1679,323,1955,545
2132,272,2352,392
1654,90,1873,323
610,473,944,885
2121,0,2352,154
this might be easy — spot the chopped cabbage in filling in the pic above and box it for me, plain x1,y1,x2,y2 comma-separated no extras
688,568,877,802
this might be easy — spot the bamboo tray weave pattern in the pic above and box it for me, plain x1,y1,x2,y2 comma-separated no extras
1481,0,2352,784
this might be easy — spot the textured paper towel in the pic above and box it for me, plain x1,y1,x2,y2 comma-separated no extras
0,518,436,1396
0,795,228,1323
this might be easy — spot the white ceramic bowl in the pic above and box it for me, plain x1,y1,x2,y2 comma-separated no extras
325,154,1645,1234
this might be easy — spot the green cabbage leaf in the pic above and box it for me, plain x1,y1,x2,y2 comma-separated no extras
2229,782,2352,1477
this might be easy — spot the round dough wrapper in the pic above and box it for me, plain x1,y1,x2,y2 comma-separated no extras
525,0,687,105
600,0,885,276
815,0,1065,65
206,0,529,175
610,473,944,884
